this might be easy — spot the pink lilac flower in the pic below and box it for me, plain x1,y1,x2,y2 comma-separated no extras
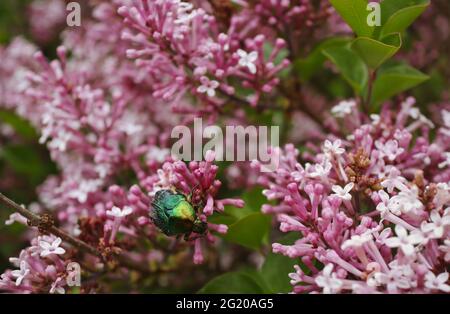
1,235,73,294
28,0,66,44
39,237,66,257
118,0,290,113
253,100,450,294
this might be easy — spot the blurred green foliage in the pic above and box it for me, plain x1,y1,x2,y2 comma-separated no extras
0,0,32,44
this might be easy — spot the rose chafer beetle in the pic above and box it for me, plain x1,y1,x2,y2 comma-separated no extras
150,189,207,240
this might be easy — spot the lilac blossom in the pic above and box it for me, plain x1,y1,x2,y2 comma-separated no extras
1,235,72,294
254,101,450,294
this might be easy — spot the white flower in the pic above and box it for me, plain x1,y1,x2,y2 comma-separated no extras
197,76,219,97
439,239,450,262
237,49,258,74
117,111,144,135
49,131,72,152
421,210,450,239
106,206,133,218
291,164,305,182
424,272,450,293
375,139,404,161
443,110,450,128
39,237,66,257
49,277,66,294
9,250,26,268
434,183,450,210
146,147,170,163
288,265,303,285
407,106,434,128
375,190,398,217
315,264,343,294
331,183,354,201
370,114,380,125
388,186,423,215
5,212,27,225
323,139,345,155
68,179,102,203
384,225,423,256
11,261,30,286
369,264,417,291
306,160,332,178
331,100,356,118
438,152,450,169
380,167,407,193
342,233,372,250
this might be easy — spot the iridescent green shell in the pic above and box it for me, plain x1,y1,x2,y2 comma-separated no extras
150,189,207,237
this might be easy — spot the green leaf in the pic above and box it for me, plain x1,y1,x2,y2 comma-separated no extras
294,37,351,81
198,271,265,294
223,213,272,250
0,145,48,183
329,0,374,37
260,233,298,293
351,33,401,69
209,187,266,225
380,0,429,23
371,62,429,107
322,45,368,94
241,187,266,212
0,110,37,139
380,0,430,38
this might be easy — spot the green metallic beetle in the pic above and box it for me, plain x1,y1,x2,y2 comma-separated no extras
150,189,207,239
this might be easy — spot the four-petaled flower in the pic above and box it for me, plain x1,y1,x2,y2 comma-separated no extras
323,139,345,156
237,49,258,74
331,100,356,118
439,239,450,262
331,182,354,201
376,190,401,217
388,186,423,215
11,261,30,286
315,264,343,294
381,167,406,193
341,233,372,250
384,225,423,256
424,272,450,293
197,76,219,97
307,161,332,178
106,206,133,218
375,139,404,161
39,237,66,257
421,210,450,239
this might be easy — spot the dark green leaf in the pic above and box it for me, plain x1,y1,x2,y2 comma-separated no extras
0,145,48,183
260,233,299,293
371,62,429,107
0,110,37,139
223,213,272,250
351,33,402,69
294,37,351,81
322,45,368,94
380,0,430,38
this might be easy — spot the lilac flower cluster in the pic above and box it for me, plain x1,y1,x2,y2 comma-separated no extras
0,0,448,294
0,234,73,294
254,99,450,293
117,0,290,115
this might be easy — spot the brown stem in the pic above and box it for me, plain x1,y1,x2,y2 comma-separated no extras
0,192,151,274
